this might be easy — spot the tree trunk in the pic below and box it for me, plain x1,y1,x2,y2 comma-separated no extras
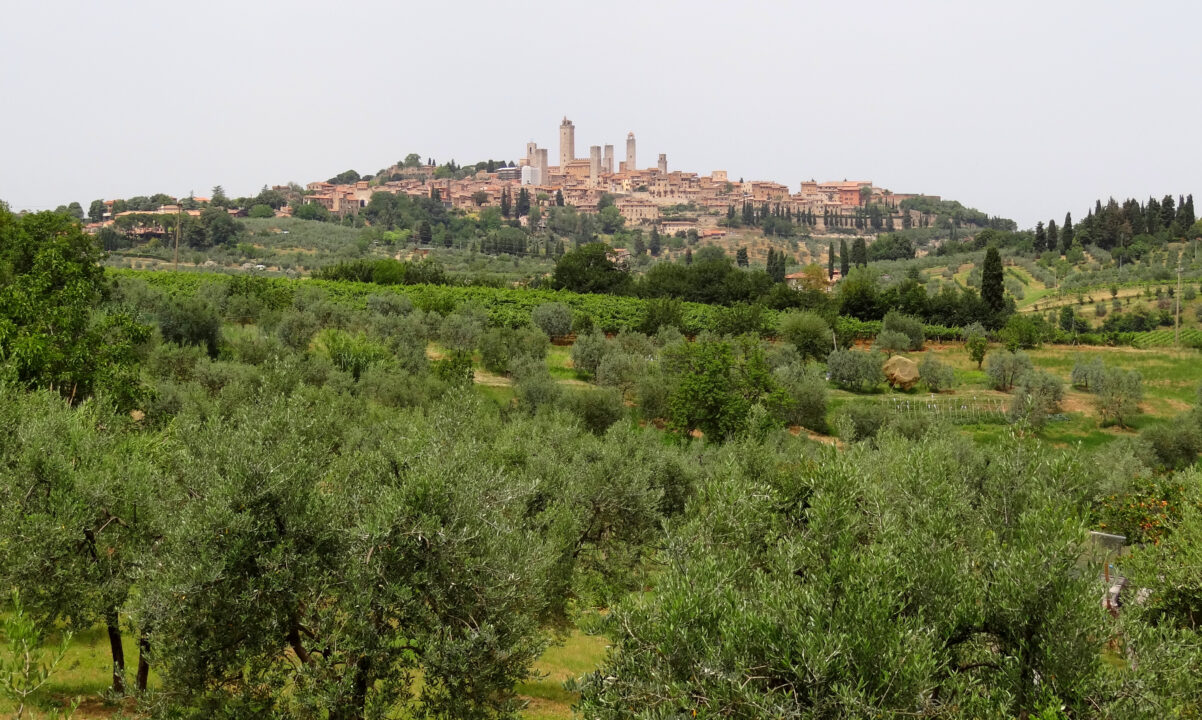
106,611,126,695
135,632,150,692
350,655,371,720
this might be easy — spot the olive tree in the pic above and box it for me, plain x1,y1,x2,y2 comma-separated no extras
578,432,1113,718
0,388,158,695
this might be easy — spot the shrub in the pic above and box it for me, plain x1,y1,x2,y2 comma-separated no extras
919,353,956,392
571,330,609,377
985,350,1033,391
999,314,1045,351
635,369,670,422
713,303,766,336
596,352,646,394
826,349,885,392
147,342,206,382
512,357,562,413
1142,420,1202,471
223,326,283,366
639,297,684,335
159,297,222,358
874,330,911,357
438,307,485,354
532,302,573,339
366,292,413,316
881,311,924,351
1008,369,1064,429
560,386,626,434
572,311,595,335
778,311,833,362
478,326,548,375
773,363,828,432
314,329,390,381
1095,367,1143,428
834,402,890,442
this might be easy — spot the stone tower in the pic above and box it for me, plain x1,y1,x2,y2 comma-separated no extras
525,142,538,167
603,144,614,174
625,132,636,173
559,117,575,168
536,148,549,186
589,145,601,186
657,153,667,174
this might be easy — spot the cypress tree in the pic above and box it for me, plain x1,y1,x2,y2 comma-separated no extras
649,227,661,256
1046,219,1058,254
840,239,850,277
1062,212,1074,250
1161,195,1176,230
981,246,1005,313
500,188,512,217
736,247,749,267
851,237,868,267
1034,222,1046,253
828,242,835,279
684,247,692,265
555,189,564,207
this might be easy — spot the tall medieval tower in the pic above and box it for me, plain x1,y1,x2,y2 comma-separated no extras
657,153,667,174
625,132,636,173
559,117,575,168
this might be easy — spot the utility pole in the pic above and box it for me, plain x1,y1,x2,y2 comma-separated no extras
174,201,181,271
1176,262,1183,347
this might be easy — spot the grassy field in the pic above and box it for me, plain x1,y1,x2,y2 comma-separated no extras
832,342,1202,449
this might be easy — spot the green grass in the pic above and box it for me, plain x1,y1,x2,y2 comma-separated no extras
0,621,155,717
515,630,609,719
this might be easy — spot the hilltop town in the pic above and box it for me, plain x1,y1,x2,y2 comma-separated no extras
85,116,963,248
297,116,942,235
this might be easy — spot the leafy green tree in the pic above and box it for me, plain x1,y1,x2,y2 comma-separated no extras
985,349,1033,391
1008,369,1064,430
0,388,158,695
1095,366,1143,427
0,209,149,407
598,205,625,234
964,323,989,369
88,199,107,223
297,201,336,224
664,339,782,441
555,189,565,206
826,348,885,392
552,243,631,295
777,310,833,361
248,203,274,218
919,353,956,392
735,247,749,267
210,185,229,207
578,432,1114,718
138,392,558,719
531,302,573,339
981,246,1005,314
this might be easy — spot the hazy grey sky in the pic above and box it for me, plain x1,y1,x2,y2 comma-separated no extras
2,0,1198,227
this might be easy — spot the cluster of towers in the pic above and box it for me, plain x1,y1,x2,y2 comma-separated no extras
522,117,666,188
